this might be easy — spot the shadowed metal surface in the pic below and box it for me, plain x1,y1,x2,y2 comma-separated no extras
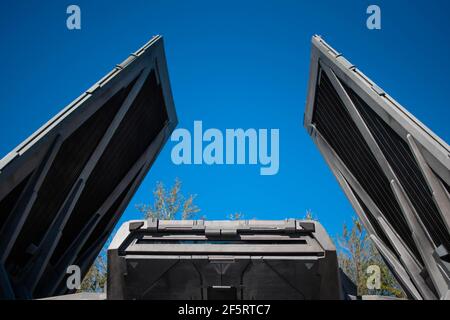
304,35,450,300
107,219,342,300
0,35,177,299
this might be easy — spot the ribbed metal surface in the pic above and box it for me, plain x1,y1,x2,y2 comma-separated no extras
51,70,167,264
342,81,450,251
35,172,138,297
347,182,397,255
6,79,137,275
0,36,177,299
0,174,31,230
305,36,450,299
77,171,140,260
312,70,421,261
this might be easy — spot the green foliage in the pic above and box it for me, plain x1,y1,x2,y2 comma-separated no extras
78,255,107,293
337,217,405,298
135,178,200,220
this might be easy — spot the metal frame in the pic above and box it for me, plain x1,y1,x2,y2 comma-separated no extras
304,35,450,300
106,219,342,300
0,35,178,299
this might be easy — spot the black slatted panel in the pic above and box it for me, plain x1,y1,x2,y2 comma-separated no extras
6,78,138,274
35,173,137,298
342,81,450,251
0,173,32,231
311,69,422,262
347,183,397,256
77,169,141,261
50,70,168,264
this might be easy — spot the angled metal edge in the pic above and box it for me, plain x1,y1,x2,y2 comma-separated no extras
319,63,450,296
390,179,449,297
39,124,171,297
0,35,161,168
19,68,154,292
0,135,63,263
370,235,423,300
407,134,450,234
321,64,449,238
0,35,178,298
0,35,178,200
304,35,450,186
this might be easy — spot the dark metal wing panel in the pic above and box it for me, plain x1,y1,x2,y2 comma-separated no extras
341,81,450,250
312,70,419,260
304,35,450,300
0,35,177,299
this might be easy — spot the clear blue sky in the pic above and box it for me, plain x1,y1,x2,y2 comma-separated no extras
0,0,449,241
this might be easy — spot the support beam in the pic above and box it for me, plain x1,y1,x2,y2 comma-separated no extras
0,263,15,300
312,124,419,263
391,179,449,298
303,46,321,130
320,64,399,184
310,125,435,299
0,135,62,263
331,162,424,298
407,134,450,234
376,215,436,299
65,130,169,296
320,64,447,297
370,235,422,300
304,35,450,300
309,35,450,180
44,150,149,291
38,124,170,297
19,68,152,293
337,164,430,294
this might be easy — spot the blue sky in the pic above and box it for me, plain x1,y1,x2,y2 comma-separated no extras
0,0,449,241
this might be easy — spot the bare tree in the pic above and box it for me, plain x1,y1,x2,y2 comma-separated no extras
78,251,107,293
338,217,405,298
80,178,200,293
135,178,200,220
